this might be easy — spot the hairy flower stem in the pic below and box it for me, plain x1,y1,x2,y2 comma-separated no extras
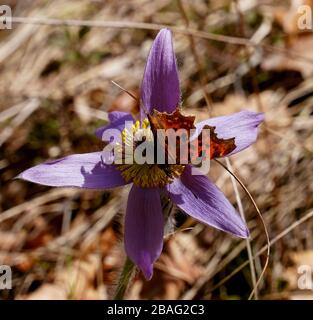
113,257,135,300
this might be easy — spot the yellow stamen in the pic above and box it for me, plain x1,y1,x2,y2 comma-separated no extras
116,118,185,188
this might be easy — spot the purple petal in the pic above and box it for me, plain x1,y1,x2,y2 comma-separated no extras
108,111,132,123
124,186,163,280
141,28,180,119
194,111,264,155
18,152,127,189
166,166,249,238
95,111,134,141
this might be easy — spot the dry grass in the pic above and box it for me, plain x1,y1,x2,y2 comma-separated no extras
0,0,313,300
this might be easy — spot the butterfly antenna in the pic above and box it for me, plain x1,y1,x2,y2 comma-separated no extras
110,80,150,118
110,80,139,102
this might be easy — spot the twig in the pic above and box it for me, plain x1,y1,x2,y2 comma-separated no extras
10,16,256,46
177,0,213,113
0,98,40,146
10,16,313,65
56,198,74,272
211,208,313,293
0,188,79,223
224,157,258,299
214,159,270,300
0,101,27,122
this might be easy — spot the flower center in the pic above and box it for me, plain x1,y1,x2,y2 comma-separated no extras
115,119,185,188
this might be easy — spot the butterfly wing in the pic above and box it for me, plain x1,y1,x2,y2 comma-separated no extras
148,108,195,164
189,125,236,164
148,108,236,165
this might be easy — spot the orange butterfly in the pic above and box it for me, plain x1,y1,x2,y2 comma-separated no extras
148,108,236,165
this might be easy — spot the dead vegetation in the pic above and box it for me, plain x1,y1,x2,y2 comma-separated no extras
0,0,313,300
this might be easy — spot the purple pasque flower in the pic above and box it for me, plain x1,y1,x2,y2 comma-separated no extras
18,29,264,280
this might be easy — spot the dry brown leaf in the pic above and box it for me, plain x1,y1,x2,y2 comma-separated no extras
263,34,313,78
24,254,106,300
158,234,205,284
25,284,67,300
187,91,290,128
274,0,313,36
281,250,313,290
0,231,26,251
291,250,313,267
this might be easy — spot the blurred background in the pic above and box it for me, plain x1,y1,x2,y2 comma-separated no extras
0,0,313,300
